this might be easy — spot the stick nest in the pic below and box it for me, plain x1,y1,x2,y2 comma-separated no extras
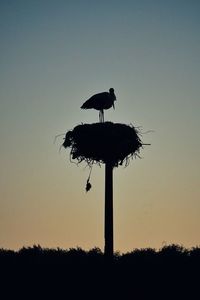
63,122,143,167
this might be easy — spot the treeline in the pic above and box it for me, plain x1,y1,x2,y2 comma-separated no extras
1,243,200,264
1,244,199,299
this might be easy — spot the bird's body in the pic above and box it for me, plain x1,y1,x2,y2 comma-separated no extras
81,88,116,122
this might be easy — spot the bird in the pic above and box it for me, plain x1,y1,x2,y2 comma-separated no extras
80,88,116,122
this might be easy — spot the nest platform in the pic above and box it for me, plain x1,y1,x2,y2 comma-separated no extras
63,122,143,167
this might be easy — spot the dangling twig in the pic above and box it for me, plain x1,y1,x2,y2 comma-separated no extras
85,165,93,192
53,133,66,144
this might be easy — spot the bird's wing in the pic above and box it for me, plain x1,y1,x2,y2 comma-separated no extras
81,92,109,109
81,97,95,109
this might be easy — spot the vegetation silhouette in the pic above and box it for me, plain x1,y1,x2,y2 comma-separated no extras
1,244,199,298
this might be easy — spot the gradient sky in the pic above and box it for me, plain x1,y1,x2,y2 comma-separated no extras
0,0,199,252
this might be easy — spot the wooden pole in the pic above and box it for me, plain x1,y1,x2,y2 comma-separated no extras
104,162,113,259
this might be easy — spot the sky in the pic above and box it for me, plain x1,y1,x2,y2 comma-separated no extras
0,0,199,253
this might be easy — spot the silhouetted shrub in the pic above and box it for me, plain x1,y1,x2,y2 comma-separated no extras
1,245,199,298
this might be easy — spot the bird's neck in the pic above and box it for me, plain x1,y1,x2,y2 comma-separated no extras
110,91,116,99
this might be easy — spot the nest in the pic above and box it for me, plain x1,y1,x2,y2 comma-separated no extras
63,122,143,167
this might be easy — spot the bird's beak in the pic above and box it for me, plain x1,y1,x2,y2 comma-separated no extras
113,103,115,110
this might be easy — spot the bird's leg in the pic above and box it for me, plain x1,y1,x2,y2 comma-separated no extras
99,111,101,122
99,110,104,123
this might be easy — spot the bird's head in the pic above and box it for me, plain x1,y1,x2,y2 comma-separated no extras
109,88,116,109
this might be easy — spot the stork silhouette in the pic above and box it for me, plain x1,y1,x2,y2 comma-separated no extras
81,88,116,122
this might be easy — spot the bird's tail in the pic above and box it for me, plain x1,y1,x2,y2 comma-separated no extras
80,103,87,109
80,99,94,109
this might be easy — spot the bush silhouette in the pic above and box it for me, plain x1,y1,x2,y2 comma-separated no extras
0,244,199,299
